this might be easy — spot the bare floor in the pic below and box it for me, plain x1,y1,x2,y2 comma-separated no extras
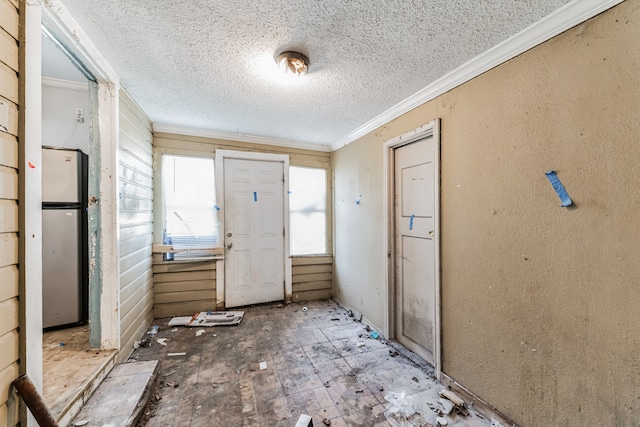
129,300,492,427
43,326,116,418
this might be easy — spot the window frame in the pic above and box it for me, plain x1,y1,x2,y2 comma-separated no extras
152,148,222,261
289,165,330,256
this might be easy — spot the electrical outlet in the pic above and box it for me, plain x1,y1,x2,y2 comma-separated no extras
76,108,85,123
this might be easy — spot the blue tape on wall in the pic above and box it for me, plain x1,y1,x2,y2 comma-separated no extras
253,192,257,202
545,171,573,207
356,195,362,205
214,205,221,211
409,214,415,230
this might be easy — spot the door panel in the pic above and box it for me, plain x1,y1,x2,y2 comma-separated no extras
394,136,436,364
224,158,285,307
401,235,434,349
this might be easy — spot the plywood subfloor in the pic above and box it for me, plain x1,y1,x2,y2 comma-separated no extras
43,326,116,418
130,300,493,427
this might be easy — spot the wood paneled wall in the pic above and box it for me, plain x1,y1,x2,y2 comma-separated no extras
0,0,19,424
118,90,154,361
153,259,217,318
292,256,332,302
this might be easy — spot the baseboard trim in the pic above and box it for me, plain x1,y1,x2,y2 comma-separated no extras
440,372,518,427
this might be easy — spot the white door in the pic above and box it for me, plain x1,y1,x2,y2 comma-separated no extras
224,158,285,307
394,136,437,364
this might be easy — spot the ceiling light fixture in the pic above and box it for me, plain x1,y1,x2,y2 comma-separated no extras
276,51,309,76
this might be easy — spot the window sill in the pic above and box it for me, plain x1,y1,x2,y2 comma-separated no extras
290,254,333,258
153,256,223,265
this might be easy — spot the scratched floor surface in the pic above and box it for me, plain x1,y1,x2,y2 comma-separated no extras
130,300,493,427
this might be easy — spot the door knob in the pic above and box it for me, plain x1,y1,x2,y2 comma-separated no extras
226,242,233,250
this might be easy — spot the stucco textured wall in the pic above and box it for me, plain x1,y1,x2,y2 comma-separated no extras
332,2,640,425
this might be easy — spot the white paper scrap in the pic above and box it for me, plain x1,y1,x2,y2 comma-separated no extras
259,361,267,370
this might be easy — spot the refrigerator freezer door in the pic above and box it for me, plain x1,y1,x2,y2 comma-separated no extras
42,148,82,203
43,208,82,328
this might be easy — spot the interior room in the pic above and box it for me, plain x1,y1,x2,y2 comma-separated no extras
40,31,117,420
1,0,639,426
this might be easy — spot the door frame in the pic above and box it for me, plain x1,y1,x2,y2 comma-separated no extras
40,1,122,351
382,119,441,379
214,149,292,307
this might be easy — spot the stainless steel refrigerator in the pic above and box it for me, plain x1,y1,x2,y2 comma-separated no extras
42,147,88,329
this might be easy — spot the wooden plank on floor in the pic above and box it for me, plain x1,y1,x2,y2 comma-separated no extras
0,1,18,40
0,166,17,200
0,62,17,104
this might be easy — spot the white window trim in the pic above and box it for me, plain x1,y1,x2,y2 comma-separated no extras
152,148,216,247
214,149,292,307
289,165,329,257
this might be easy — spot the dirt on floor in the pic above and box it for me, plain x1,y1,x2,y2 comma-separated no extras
128,300,492,427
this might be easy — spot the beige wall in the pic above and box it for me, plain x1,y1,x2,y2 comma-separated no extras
332,2,640,425
0,0,19,424
118,89,154,362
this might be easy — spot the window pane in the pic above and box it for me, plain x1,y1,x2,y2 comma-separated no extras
163,155,218,259
290,167,326,255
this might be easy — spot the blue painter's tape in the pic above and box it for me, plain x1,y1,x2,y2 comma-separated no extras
253,191,257,202
409,214,415,230
545,171,573,207
356,195,362,205
287,190,292,195
214,205,221,211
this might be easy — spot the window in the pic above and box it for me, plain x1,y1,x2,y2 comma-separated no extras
162,154,218,259
289,166,326,255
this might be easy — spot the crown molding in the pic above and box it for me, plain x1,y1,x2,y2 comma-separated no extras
153,123,333,152
331,0,624,151
41,76,88,91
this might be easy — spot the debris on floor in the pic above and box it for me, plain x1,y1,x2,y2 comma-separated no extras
295,414,313,427
168,311,245,327
131,300,495,427
439,389,469,416
195,329,206,336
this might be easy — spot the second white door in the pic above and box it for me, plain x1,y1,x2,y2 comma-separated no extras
394,136,437,364
224,158,285,307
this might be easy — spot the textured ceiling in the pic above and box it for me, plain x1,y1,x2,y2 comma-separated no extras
56,0,571,148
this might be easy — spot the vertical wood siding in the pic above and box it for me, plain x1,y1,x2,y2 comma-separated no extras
292,256,333,302
153,258,217,318
118,90,153,362
0,0,19,424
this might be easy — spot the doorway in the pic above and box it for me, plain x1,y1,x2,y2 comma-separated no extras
384,120,441,377
215,150,292,308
